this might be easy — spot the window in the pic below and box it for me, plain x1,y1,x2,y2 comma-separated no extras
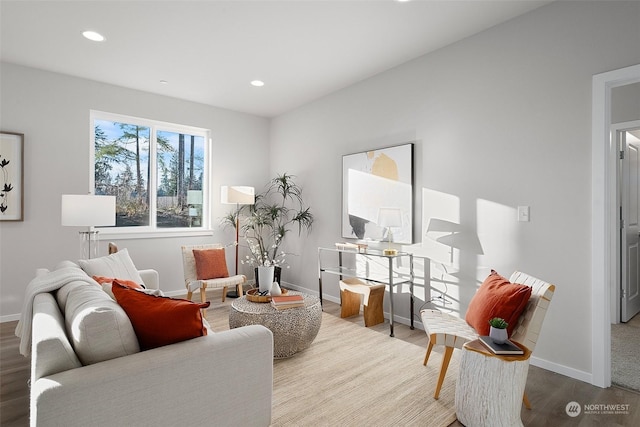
92,111,210,234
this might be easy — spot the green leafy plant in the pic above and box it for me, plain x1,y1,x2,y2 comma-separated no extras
224,173,313,268
488,317,508,329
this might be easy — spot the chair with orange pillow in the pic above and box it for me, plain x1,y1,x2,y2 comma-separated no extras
181,244,246,316
420,270,555,408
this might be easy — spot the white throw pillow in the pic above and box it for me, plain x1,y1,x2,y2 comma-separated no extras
78,249,145,287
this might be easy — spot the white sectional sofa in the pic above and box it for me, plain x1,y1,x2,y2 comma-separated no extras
22,251,273,427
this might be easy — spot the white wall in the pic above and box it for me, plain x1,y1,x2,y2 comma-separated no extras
612,82,640,124
0,63,270,319
270,1,640,382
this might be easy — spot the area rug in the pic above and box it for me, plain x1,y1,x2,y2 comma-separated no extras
611,313,640,392
269,312,458,426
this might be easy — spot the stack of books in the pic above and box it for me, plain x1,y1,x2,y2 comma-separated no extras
271,294,304,310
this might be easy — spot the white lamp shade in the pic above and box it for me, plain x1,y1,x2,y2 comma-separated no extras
377,207,402,228
221,186,255,205
187,190,203,205
61,195,116,227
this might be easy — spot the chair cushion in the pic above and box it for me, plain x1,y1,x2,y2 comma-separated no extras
112,282,210,350
57,280,140,365
465,270,532,336
192,248,229,280
78,249,145,287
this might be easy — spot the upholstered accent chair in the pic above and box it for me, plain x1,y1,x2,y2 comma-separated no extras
181,244,246,314
421,271,555,408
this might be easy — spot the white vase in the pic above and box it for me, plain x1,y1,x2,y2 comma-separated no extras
270,282,282,296
257,266,275,293
489,326,508,344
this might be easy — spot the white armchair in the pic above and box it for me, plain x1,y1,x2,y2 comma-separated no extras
181,244,246,312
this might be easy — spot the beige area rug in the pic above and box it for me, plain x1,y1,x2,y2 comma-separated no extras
268,312,458,426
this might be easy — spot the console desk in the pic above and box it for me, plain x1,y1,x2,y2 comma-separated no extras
317,247,414,337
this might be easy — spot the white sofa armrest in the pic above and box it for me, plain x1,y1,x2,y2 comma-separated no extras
32,325,273,427
138,269,159,290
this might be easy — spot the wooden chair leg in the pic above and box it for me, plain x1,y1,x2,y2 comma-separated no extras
186,290,193,301
199,287,208,320
423,341,434,366
434,346,454,400
523,392,532,410
221,286,227,302
237,283,243,297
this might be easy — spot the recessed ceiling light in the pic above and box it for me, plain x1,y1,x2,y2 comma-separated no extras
82,31,105,42
251,80,265,87
160,80,168,85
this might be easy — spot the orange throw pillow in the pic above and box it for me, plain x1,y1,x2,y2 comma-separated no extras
192,248,229,280
112,282,209,350
93,275,144,289
465,270,532,336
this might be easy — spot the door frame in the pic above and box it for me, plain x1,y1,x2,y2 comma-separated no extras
614,121,640,324
592,64,640,388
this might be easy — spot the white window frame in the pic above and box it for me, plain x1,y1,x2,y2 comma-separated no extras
90,110,212,239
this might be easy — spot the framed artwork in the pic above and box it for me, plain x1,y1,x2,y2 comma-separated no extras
0,132,24,221
342,142,413,244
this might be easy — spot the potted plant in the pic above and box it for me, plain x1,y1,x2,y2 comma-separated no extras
488,317,509,344
225,173,313,291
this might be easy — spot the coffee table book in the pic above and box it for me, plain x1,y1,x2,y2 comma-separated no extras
271,294,304,310
478,336,524,355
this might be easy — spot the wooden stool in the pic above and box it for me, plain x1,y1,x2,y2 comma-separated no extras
339,278,385,327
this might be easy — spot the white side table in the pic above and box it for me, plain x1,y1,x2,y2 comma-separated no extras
455,339,531,427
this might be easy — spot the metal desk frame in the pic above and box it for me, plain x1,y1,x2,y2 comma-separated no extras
317,247,414,337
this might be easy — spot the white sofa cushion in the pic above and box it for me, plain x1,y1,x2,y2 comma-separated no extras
78,249,145,287
57,280,140,365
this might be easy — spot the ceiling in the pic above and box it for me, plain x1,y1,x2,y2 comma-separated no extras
0,0,551,118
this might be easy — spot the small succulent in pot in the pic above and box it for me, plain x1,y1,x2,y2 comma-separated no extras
488,317,508,329
488,317,509,344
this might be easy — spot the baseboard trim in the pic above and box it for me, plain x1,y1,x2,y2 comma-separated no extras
1,313,21,323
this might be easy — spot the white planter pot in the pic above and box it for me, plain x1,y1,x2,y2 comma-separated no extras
257,266,275,293
489,326,508,344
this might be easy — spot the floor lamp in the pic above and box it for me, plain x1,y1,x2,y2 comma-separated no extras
221,185,255,297
61,194,116,259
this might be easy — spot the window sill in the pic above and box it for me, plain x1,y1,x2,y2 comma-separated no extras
96,228,214,240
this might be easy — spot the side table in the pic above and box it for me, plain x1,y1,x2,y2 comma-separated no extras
228,291,322,358
455,339,531,427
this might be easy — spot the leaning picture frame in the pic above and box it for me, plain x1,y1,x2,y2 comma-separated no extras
342,142,413,244
0,131,24,221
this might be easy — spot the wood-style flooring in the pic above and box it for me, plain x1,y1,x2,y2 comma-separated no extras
2,297,639,426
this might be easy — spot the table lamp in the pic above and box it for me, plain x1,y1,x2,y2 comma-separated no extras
377,207,402,256
61,194,116,259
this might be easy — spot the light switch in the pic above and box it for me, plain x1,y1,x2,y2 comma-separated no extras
517,206,530,222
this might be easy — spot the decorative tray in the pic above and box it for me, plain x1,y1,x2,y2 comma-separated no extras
246,288,288,303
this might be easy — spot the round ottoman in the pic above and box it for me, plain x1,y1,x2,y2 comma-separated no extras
229,291,322,358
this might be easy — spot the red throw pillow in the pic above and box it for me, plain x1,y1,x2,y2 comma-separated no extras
193,248,229,280
465,270,532,336
93,275,144,289
112,282,209,350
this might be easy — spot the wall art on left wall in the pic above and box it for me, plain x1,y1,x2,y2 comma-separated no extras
0,131,24,221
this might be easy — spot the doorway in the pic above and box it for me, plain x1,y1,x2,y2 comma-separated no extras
591,63,640,389
612,124,640,392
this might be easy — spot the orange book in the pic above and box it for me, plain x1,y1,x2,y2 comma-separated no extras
271,295,304,305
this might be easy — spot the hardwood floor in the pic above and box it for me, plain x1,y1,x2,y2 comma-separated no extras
2,297,639,426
